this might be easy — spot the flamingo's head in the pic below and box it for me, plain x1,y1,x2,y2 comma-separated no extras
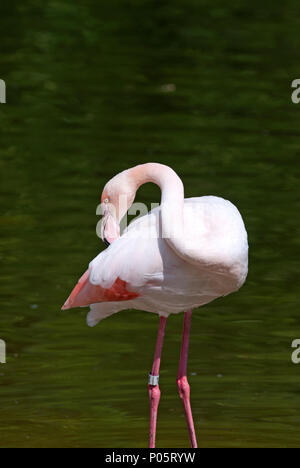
100,169,137,245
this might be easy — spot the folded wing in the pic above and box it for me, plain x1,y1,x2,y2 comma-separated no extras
62,269,139,310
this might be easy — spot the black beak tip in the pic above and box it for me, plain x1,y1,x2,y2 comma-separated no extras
103,237,111,247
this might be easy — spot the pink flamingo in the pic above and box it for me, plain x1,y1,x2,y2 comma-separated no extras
62,163,248,448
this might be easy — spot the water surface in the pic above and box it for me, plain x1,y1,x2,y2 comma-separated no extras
0,0,299,447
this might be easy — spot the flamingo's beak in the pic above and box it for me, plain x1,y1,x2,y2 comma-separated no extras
101,204,120,245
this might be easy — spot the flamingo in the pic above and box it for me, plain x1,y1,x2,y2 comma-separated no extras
62,163,248,448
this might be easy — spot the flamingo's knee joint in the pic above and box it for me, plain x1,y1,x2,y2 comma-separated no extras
177,376,190,400
148,382,161,407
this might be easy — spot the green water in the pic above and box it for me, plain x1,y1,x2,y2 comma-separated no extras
0,0,300,448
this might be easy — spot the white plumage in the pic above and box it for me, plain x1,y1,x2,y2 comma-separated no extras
63,163,248,328
87,195,248,326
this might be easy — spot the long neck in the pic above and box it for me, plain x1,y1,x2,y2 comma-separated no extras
128,163,196,264
130,163,184,207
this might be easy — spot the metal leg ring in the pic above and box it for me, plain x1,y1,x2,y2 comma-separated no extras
148,373,159,386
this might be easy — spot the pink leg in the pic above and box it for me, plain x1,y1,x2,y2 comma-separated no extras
177,310,198,448
148,315,167,448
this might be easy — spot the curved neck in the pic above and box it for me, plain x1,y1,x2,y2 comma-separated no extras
128,163,195,263
129,163,184,206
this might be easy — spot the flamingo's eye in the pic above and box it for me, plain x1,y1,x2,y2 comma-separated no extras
104,198,109,204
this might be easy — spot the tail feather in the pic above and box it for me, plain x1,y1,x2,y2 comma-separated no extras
62,270,139,310
87,302,130,327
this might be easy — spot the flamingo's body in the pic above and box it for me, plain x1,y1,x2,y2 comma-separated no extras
63,197,247,324
63,163,248,447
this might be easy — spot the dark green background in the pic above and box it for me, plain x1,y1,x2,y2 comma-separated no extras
0,0,299,447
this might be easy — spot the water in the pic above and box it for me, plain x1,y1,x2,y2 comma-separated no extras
0,0,299,447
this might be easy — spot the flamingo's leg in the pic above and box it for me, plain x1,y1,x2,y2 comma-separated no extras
177,310,198,448
148,315,167,448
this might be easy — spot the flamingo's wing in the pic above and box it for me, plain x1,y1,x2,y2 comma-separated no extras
88,209,164,287
62,269,139,310
62,210,162,311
